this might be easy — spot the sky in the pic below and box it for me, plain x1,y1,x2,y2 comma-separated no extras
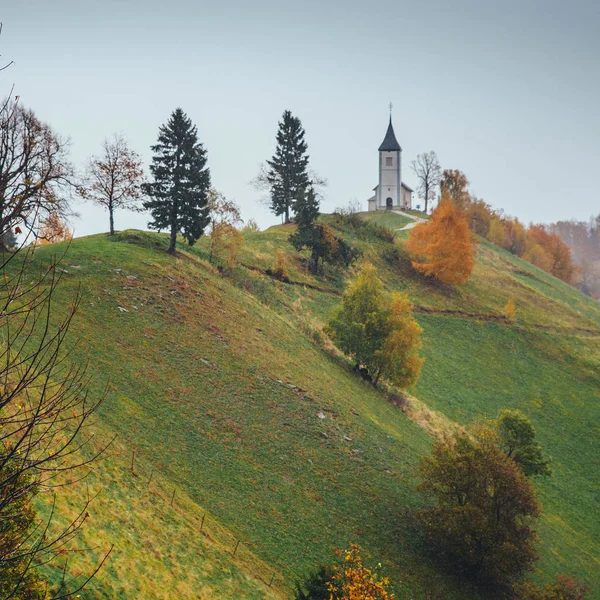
2,0,599,237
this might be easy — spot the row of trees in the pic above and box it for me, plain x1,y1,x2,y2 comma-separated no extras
552,216,600,298
410,156,577,286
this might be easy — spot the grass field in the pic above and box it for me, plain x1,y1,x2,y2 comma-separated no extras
15,216,600,599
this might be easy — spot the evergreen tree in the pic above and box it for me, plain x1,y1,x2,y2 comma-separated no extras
266,110,310,224
143,108,211,254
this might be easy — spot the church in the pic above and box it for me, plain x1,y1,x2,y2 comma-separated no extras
367,117,413,211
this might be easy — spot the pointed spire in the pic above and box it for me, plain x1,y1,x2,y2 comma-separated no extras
378,116,402,152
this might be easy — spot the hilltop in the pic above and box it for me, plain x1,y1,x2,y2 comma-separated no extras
22,210,600,599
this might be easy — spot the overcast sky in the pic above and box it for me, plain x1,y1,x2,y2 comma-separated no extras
2,0,599,237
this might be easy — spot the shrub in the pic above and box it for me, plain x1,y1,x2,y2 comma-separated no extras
327,544,395,600
294,566,332,600
271,249,290,282
417,435,540,587
504,298,517,321
210,222,243,269
331,211,395,243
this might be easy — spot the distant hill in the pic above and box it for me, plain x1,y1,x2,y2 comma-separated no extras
22,211,600,599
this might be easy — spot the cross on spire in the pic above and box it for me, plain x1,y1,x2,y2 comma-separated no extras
389,102,393,118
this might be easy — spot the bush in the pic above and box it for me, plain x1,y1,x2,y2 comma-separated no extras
294,566,332,600
331,211,395,243
417,434,540,588
270,249,290,282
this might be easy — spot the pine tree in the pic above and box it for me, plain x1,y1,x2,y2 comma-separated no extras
266,110,310,224
143,108,211,254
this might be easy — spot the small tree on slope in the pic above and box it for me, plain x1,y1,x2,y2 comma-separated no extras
79,133,145,235
143,108,211,254
405,189,475,285
418,434,540,588
327,262,423,386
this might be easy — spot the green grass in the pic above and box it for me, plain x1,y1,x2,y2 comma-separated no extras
13,218,600,599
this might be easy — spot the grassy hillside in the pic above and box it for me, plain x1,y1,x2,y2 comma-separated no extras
18,215,600,599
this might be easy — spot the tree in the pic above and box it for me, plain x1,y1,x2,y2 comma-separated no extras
210,223,243,269
326,262,389,371
503,218,528,257
207,189,243,266
528,224,576,284
327,544,395,600
466,197,494,237
37,210,71,244
418,435,540,587
289,186,322,273
78,133,144,235
264,110,310,224
143,108,211,254
0,208,108,600
0,100,74,241
495,409,551,477
373,293,424,387
411,151,441,214
405,190,475,285
440,169,470,210
487,217,507,248
327,263,423,386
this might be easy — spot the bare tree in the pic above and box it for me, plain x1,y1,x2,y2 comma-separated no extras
0,99,74,245
411,151,441,214
78,134,145,235
0,23,110,599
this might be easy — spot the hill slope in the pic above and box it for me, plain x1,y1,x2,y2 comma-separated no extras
21,214,600,599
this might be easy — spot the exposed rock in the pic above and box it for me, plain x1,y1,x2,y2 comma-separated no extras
316,411,326,420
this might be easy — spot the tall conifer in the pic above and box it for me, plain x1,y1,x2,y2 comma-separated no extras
143,108,211,254
266,110,310,224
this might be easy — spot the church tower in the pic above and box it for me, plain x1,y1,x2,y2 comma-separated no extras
368,113,413,211
377,116,402,209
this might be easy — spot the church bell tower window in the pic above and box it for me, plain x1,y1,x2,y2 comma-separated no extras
385,157,393,166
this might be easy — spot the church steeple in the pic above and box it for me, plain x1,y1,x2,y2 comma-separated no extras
378,116,402,152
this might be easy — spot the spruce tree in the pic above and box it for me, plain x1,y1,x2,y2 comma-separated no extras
143,108,211,254
266,110,310,224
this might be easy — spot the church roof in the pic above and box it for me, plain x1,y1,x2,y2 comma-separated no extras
378,118,402,152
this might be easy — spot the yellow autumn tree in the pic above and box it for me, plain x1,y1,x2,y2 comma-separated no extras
327,543,395,600
37,212,72,244
210,222,243,269
405,189,475,285
374,293,424,389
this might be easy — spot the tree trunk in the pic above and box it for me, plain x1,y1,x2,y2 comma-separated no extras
109,199,115,236
284,205,290,225
308,248,319,274
168,222,177,255
424,182,429,214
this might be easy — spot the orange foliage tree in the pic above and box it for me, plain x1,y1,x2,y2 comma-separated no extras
405,190,475,285
327,543,395,600
440,169,470,210
528,225,576,284
37,211,71,244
